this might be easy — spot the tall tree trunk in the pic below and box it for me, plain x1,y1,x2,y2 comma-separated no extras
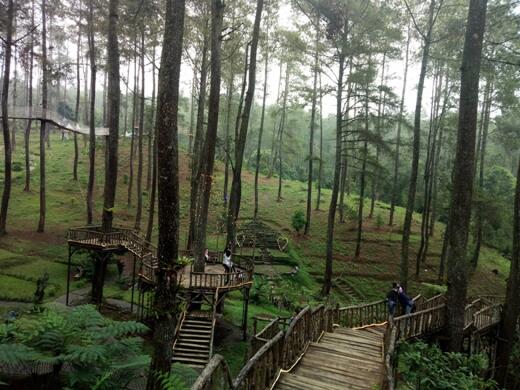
102,70,107,125
369,52,386,219
322,52,345,296
37,0,48,233
496,159,520,387
253,28,269,219
471,78,492,267
24,0,35,192
446,0,487,352
73,20,81,182
124,62,130,140
0,0,14,235
146,48,158,242
11,46,17,152
188,72,196,155
304,16,319,235
223,75,233,207
316,73,323,211
268,60,283,178
146,0,185,386
135,29,145,230
102,0,120,233
86,0,97,225
277,64,289,202
226,0,264,248
187,26,209,250
146,45,156,192
355,77,371,259
128,38,138,206
399,0,436,291
389,26,410,225
192,0,225,272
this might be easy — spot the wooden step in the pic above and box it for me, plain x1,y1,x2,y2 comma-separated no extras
171,356,208,364
175,341,210,349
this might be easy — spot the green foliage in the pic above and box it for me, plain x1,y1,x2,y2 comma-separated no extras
399,341,497,389
154,370,189,390
250,276,269,304
0,305,150,389
375,213,384,229
291,210,306,234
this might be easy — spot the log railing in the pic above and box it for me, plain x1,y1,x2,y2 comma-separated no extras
393,304,447,340
416,294,446,311
473,303,502,332
189,267,253,290
192,354,234,390
233,331,285,390
336,299,387,328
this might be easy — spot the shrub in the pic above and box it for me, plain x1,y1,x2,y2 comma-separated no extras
0,305,150,389
291,210,306,234
399,341,497,389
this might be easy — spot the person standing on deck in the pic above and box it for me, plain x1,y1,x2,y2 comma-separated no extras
223,248,233,284
387,283,399,319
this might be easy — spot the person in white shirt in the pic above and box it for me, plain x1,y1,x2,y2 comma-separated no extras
223,248,233,273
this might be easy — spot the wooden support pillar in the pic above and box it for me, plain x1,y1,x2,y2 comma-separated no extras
130,255,136,313
242,287,250,341
66,246,72,306
91,251,110,306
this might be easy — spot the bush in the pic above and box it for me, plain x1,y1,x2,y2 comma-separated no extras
291,210,306,234
399,341,497,389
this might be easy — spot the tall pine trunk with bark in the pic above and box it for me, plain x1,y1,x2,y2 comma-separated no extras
37,0,48,233
253,28,269,219
24,0,35,192
399,0,436,290
304,16,319,235
192,0,225,272
102,0,120,233
446,0,487,352
135,29,145,230
73,20,81,182
0,0,14,235
86,0,97,225
322,52,345,296
226,0,264,248
146,48,158,242
146,0,185,387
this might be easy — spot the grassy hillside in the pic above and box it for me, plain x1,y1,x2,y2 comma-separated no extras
0,131,509,316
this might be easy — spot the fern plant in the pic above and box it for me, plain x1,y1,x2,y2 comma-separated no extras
0,305,150,389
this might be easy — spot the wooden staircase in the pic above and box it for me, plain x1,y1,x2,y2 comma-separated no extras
172,313,214,368
275,325,386,390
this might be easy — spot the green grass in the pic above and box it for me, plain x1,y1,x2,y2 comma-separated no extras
0,275,36,302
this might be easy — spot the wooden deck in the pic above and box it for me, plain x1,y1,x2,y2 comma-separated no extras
274,325,385,390
67,226,253,291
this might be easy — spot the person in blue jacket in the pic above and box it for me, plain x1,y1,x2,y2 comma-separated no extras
386,283,399,318
398,288,414,314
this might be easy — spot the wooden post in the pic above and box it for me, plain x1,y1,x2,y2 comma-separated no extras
66,246,72,306
130,254,136,313
243,287,250,341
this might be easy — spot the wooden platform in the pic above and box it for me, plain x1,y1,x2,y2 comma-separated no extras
274,325,385,390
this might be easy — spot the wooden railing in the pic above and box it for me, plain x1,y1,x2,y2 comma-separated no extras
336,299,387,328
473,303,502,332
252,317,284,355
189,267,253,290
233,331,285,390
416,294,447,311
192,354,234,390
393,304,447,340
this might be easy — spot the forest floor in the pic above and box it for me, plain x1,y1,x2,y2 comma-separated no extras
0,132,510,376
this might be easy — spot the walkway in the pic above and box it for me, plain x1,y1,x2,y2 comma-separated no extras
275,325,385,390
67,226,253,290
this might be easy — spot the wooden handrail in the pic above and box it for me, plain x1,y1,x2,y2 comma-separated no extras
192,354,234,390
233,331,285,390
337,299,387,328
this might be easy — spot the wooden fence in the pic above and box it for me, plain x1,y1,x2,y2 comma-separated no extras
336,299,387,328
